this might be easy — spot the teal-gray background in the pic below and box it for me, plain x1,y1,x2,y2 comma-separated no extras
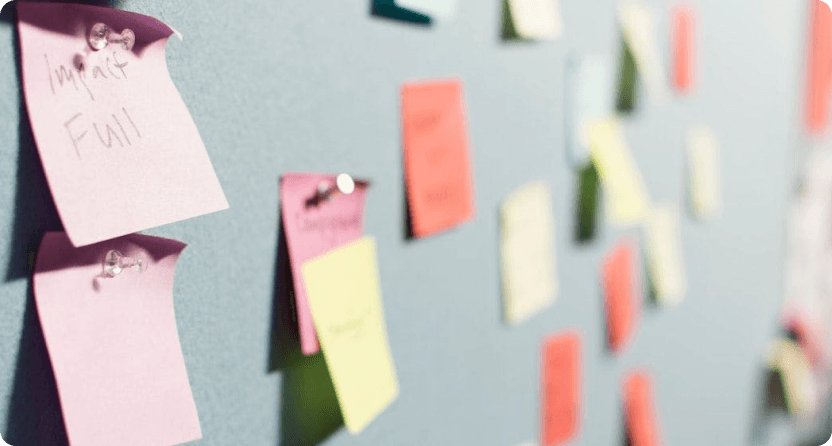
0,0,814,445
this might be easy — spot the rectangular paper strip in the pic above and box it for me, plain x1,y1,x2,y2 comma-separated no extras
17,3,228,247
33,232,201,446
302,237,399,434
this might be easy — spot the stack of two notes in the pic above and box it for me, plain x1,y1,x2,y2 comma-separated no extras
280,175,399,434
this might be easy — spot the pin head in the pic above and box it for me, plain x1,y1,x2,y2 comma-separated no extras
88,23,110,51
336,174,355,195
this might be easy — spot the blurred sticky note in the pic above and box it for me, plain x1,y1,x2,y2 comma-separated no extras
500,181,558,325
617,0,668,106
33,232,201,446
784,312,826,367
575,162,600,243
686,125,721,220
671,6,696,94
602,237,640,353
623,371,663,446
16,3,228,247
805,0,832,133
541,331,581,446
644,205,686,305
588,119,650,226
567,54,613,165
395,0,456,20
616,40,639,113
505,0,563,40
302,237,399,434
402,79,475,238
767,339,816,415
281,173,369,356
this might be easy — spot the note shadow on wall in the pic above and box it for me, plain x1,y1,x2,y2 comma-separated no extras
0,2,63,283
268,213,345,445
370,0,431,25
4,283,68,446
747,366,790,446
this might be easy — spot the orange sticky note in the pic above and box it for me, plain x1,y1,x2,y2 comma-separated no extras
541,331,581,446
805,0,832,134
602,237,640,353
671,5,695,94
623,371,663,446
401,79,476,238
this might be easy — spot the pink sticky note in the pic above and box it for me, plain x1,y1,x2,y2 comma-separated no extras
280,173,369,355
17,3,228,247
33,232,201,446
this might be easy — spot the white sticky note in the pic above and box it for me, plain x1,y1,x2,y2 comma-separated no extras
686,125,722,220
644,205,686,305
395,0,457,20
617,0,669,106
568,54,613,165
500,181,558,325
506,0,563,40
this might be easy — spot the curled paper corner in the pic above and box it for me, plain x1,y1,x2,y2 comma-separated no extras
170,26,183,41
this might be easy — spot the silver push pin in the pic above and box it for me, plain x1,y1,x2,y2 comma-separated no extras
88,23,136,51
101,250,146,278
317,173,356,202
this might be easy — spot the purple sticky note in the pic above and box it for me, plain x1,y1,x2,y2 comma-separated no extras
17,3,228,247
280,173,369,355
33,232,201,446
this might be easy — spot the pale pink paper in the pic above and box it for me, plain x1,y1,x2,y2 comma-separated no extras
17,3,228,247
33,232,201,446
280,173,368,355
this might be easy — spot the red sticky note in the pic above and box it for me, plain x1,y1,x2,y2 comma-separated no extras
623,371,663,446
541,331,581,446
806,0,832,134
671,5,695,94
401,79,476,238
280,173,369,355
602,237,640,353
783,311,826,368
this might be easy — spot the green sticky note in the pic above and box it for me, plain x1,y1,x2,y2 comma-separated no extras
575,161,600,243
616,39,638,113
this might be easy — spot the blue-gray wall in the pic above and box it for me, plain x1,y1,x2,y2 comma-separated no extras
0,0,810,445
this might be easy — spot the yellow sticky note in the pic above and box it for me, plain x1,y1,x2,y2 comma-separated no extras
687,125,722,220
506,0,563,40
617,0,668,106
588,119,651,226
644,205,686,305
767,339,816,415
302,237,399,434
500,181,558,325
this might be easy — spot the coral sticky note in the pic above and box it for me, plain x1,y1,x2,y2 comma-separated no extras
617,0,668,106
504,0,563,40
623,371,663,446
602,237,640,353
500,181,558,325
805,0,832,134
395,0,457,20
280,173,369,356
644,205,686,305
541,332,581,446
33,232,201,446
302,237,399,434
686,125,721,220
587,118,651,226
402,79,475,238
671,5,696,94
17,3,228,247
